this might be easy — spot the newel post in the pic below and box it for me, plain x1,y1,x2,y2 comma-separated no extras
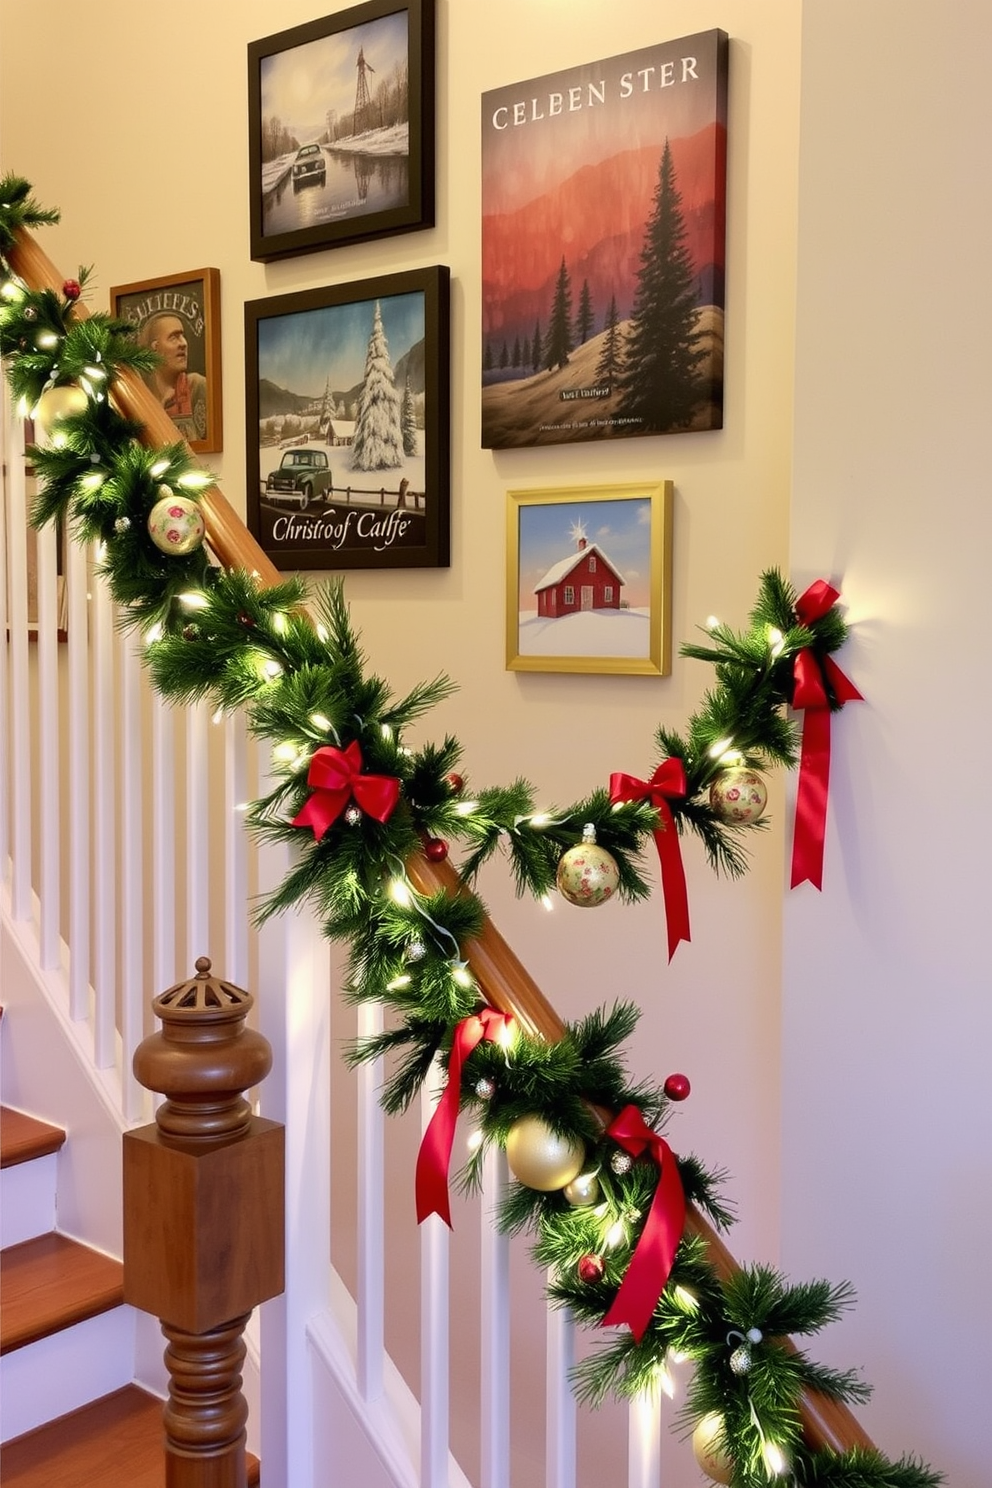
124,958,285,1488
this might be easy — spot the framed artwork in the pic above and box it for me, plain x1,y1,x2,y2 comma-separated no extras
110,269,223,453
245,265,450,571
506,481,673,676
482,29,728,450
247,0,436,262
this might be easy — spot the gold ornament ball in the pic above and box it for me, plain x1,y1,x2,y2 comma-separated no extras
556,841,620,908
692,1412,734,1486
34,384,88,439
563,1171,601,1207
147,494,206,557
709,767,768,824
505,1115,585,1191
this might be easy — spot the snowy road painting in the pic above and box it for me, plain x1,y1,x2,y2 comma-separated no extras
249,3,433,260
506,482,672,674
245,267,450,571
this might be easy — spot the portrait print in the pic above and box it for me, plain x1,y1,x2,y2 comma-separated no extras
110,268,222,453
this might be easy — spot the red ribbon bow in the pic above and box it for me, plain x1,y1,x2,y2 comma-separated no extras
416,1007,515,1227
601,1105,686,1342
790,582,862,890
609,760,690,960
291,740,401,841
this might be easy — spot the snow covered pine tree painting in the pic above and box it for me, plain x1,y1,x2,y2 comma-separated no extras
246,267,450,570
482,31,727,450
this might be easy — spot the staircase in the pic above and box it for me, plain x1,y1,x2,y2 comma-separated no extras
0,1086,261,1483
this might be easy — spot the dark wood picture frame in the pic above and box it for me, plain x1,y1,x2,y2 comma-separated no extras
247,0,435,262
109,269,223,454
245,265,450,571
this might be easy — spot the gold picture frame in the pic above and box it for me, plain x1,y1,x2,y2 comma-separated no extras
506,480,672,676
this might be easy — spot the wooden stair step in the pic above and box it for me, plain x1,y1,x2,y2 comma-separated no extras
1,1233,124,1354
0,1107,66,1169
0,1384,261,1486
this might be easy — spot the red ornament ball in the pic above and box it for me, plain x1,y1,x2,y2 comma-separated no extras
62,278,82,300
424,837,449,862
445,772,464,794
664,1073,691,1102
577,1253,605,1284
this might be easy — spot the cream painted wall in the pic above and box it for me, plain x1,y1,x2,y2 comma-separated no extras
785,4,992,1485
1,2,802,1484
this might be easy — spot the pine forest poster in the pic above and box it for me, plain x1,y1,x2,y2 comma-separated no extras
481,31,728,449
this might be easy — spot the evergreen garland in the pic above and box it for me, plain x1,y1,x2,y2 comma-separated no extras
0,186,939,1488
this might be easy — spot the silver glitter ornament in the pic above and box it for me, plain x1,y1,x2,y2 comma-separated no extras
405,939,427,962
114,516,131,534
475,1076,496,1101
729,1345,752,1375
343,805,362,826
610,1150,633,1176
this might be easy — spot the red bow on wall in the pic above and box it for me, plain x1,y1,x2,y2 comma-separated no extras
291,740,401,840
609,759,690,960
790,582,862,889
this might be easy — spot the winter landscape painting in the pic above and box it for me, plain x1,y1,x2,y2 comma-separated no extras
248,0,435,261
506,482,672,675
245,266,450,571
482,30,727,449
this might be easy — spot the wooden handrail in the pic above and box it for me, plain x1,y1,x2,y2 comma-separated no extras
8,224,875,1463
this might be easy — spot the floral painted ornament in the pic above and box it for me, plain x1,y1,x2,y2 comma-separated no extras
555,823,619,907
147,492,205,556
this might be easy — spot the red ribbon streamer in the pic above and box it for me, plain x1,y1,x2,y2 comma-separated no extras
416,1007,515,1227
291,740,401,840
601,1105,686,1342
609,760,690,960
790,582,862,890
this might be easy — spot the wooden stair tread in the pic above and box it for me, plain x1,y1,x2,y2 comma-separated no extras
0,1384,261,1485
0,1107,66,1168
0,1232,124,1354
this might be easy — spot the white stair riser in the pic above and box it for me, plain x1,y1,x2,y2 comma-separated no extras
0,1304,138,1443
1,1152,57,1247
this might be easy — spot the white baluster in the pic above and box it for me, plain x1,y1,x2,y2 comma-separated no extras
36,517,60,968
186,700,210,967
256,810,331,1488
4,392,31,921
223,713,249,987
91,563,116,1069
546,1292,576,1488
357,999,385,1403
120,628,145,1122
152,689,176,992
66,535,90,1020
420,1060,450,1488
481,1143,510,1488
0,405,9,873
628,1387,662,1488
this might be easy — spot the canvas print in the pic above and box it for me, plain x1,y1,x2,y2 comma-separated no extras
248,0,435,261
506,482,672,675
245,266,450,571
482,30,727,449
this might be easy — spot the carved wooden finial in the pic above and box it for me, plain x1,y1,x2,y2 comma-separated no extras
133,959,272,1142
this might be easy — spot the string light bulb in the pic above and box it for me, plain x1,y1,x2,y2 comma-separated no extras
389,877,412,908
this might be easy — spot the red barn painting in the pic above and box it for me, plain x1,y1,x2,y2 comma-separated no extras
534,536,625,618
